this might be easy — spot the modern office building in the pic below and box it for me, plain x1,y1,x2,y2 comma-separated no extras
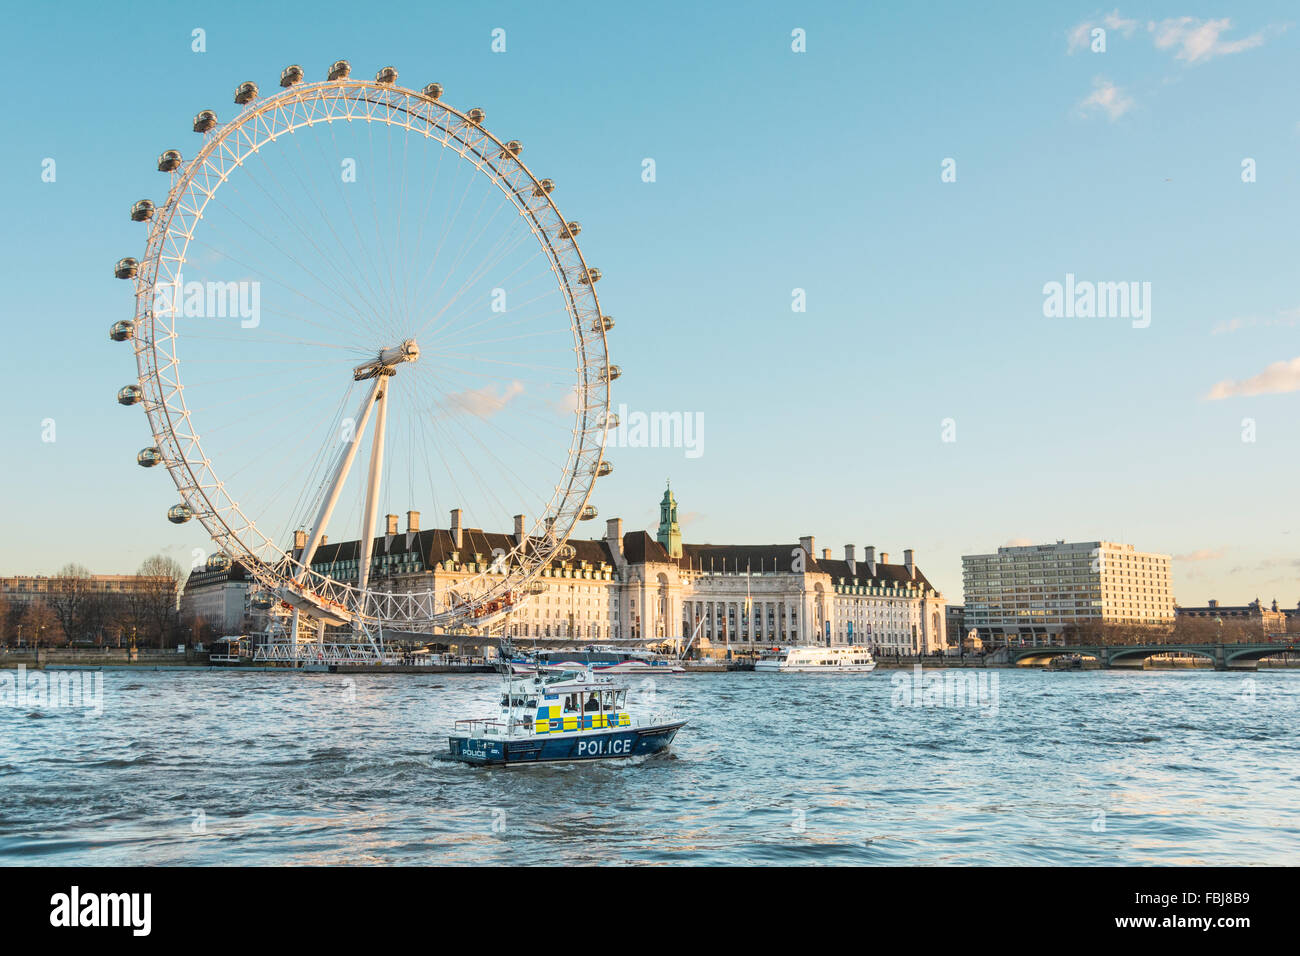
962,540,1174,643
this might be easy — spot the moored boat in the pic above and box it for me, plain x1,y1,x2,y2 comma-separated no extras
753,645,877,673
536,645,685,674
447,666,686,766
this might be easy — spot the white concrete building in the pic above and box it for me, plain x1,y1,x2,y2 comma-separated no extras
962,540,1174,642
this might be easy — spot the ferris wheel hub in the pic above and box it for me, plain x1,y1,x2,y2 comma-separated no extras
353,337,420,381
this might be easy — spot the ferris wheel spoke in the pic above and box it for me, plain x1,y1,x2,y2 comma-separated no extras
280,123,407,341
204,165,381,333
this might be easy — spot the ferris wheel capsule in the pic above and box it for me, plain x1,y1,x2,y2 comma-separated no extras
593,460,613,477
532,179,554,197
593,315,614,332
601,364,621,382
114,257,139,279
117,384,142,405
167,504,194,524
422,82,443,100
556,221,581,239
192,110,218,133
466,107,485,125
136,446,163,467
250,591,275,610
601,411,620,429
234,81,259,104
110,320,135,342
579,506,598,520
205,552,232,572
157,150,183,172
500,140,522,158
130,199,155,222
375,66,398,84
578,267,601,285
280,65,304,88
327,59,351,80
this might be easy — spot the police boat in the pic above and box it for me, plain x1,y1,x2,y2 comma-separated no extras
447,666,686,766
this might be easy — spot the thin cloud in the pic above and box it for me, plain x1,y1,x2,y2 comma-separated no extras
446,380,525,417
1080,77,1134,120
1003,537,1034,547
1066,12,1276,63
1148,17,1267,63
1205,357,1300,400
1174,548,1225,562
1211,308,1300,335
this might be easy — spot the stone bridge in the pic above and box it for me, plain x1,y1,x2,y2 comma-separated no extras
1007,641,1299,670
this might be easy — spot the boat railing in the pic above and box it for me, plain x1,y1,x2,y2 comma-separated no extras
453,718,509,736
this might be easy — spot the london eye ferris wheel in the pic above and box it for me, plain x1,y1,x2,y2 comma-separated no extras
110,61,616,637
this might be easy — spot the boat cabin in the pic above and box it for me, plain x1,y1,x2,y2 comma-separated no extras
458,669,632,739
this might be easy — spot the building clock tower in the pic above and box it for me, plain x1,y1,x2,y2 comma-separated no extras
657,481,682,559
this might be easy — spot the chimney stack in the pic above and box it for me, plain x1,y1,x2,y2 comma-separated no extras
406,510,420,533
606,517,624,565
293,529,306,552
880,551,890,565
822,548,832,561
514,514,526,544
545,516,557,543
799,535,815,558
845,544,856,576
320,535,328,545
450,508,463,549
904,548,915,579
864,546,877,576
385,514,399,536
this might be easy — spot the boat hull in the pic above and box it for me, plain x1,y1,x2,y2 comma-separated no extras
753,662,877,673
448,721,686,766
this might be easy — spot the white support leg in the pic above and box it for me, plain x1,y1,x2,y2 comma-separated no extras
357,378,390,596
295,375,385,579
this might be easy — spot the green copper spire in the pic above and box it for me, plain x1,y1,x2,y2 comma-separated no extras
657,480,682,559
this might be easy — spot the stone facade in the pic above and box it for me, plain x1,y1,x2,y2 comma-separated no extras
287,487,946,654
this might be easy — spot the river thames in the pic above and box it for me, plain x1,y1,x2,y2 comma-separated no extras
1,668,1297,865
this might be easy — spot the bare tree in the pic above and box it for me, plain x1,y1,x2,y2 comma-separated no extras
47,563,93,644
135,555,186,649
20,601,61,647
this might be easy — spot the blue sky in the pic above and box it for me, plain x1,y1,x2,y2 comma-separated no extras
1,1,1298,606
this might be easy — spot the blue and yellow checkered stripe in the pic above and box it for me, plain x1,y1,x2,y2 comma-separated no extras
533,706,631,734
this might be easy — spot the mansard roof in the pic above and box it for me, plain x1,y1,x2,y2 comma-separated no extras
309,527,619,570
297,522,937,591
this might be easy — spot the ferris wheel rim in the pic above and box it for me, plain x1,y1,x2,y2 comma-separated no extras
125,73,613,630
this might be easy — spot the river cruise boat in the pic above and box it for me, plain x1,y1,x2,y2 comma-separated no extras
447,666,687,766
753,645,877,673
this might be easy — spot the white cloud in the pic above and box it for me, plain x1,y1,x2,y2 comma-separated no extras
447,380,525,417
1174,548,1224,562
1148,17,1266,63
1205,357,1300,399
1211,307,1300,335
1080,77,1134,120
